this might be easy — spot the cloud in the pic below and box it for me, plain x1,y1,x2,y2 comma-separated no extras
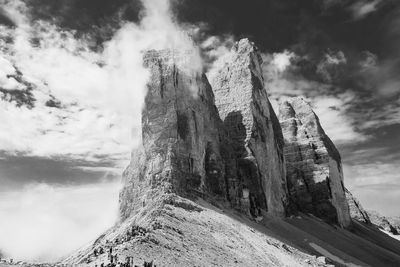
0,0,200,163
344,162,400,188
200,34,235,80
316,50,347,83
261,50,367,144
271,50,295,72
311,93,369,144
0,0,203,262
356,51,400,98
344,161,400,217
350,0,382,20
320,0,383,20
0,182,121,262
0,154,123,189
0,57,25,91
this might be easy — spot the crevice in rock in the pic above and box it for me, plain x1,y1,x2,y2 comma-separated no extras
157,60,165,99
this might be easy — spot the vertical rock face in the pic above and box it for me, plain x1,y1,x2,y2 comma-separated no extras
279,97,351,227
345,188,371,224
119,50,228,220
210,39,288,217
120,40,289,221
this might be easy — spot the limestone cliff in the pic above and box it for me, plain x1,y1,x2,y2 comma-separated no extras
210,39,288,217
278,97,351,227
119,50,228,220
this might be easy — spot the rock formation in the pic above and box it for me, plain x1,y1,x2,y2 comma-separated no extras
120,40,290,220
64,39,400,267
210,39,288,217
119,50,229,220
345,188,371,224
278,97,351,227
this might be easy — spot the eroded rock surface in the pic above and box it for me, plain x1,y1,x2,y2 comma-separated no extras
345,188,371,224
210,39,288,216
278,97,351,227
119,50,229,220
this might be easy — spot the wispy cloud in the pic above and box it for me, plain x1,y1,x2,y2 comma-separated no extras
261,50,368,145
0,0,199,163
321,0,383,20
350,0,382,20
0,0,201,262
344,160,400,216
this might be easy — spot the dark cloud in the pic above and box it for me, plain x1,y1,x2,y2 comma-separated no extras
173,0,400,110
0,9,16,27
0,153,121,190
15,0,144,45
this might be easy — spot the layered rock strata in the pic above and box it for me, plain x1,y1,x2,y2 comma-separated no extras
279,97,351,227
210,39,288,217
119,50,229,220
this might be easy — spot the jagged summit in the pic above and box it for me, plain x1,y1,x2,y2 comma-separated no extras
62,40,400,267
278,97,351,227
119,48,226,220
121,40,288,221
210,38,288,217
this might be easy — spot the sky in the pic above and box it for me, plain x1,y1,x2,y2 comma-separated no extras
0,0,399,262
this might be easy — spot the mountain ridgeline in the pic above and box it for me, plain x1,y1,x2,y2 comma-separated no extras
120,39,351,227
62,38,400,267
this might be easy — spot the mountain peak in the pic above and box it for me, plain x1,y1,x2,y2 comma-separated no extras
279,97,351,227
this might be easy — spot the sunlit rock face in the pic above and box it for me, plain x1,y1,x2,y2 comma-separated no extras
210,39,288,217
279,97,351,227
119,50,230,220
345,188,371,224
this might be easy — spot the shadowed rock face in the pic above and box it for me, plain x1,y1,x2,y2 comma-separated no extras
210,39,288,217
279,97,351,227
120,40,289,221
119,50,229,220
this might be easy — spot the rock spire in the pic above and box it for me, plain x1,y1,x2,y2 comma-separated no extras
279,97,351,227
